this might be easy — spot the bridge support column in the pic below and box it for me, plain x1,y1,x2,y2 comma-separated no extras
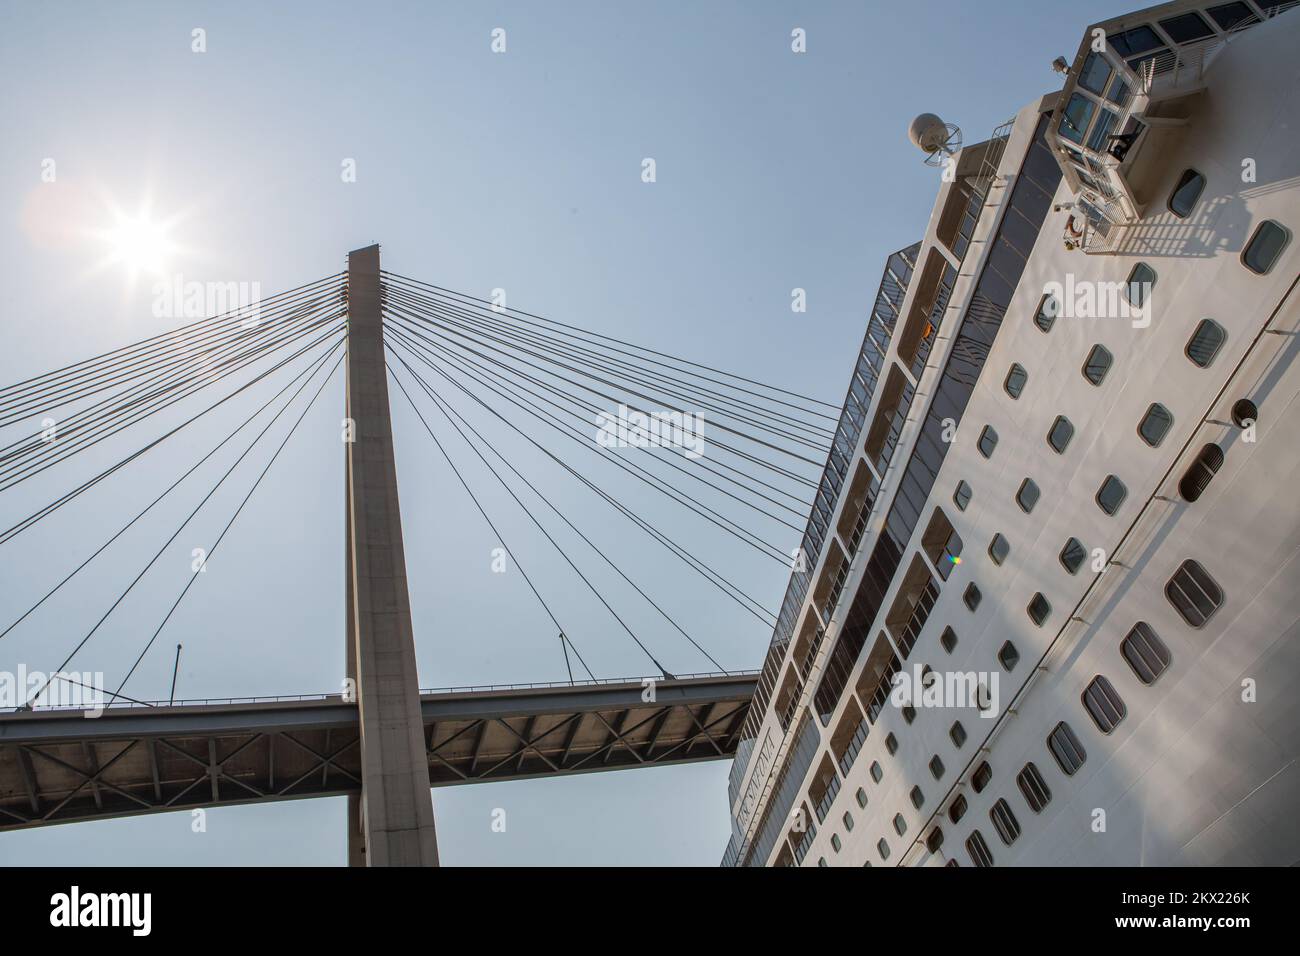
344,244,439,866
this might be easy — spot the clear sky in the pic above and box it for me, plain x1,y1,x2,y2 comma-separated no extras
0,0,1135,865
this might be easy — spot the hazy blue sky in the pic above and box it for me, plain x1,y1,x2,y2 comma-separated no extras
0,0,1135,865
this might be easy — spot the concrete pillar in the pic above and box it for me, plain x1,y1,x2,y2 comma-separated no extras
344,244,439,866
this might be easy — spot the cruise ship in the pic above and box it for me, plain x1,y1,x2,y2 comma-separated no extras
722,0,1300,867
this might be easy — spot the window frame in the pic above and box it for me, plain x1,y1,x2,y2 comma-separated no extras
1121,621,1172,685
1059,537,1087,575
990,798,1021,846
1034,293,1058,333
1165,559,1223,628
1027,593,1051,627
1096,475,1127,516
1125,262,1156,309
966,829,994,868
1082,674,1127,734
1017,762,1052,814
1047,721,1087,776
953,480,972,512
977,425,999,459
1242,220,1290,275
1082,343,1113,386
1167,168,1206,218
1185,319,1225,368
1137,402,1174,447
1015,477,1040,514
1004,363,1028,399
988,533,1011,566
1047,416,1074,454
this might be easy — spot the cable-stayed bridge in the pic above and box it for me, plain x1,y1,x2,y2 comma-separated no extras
0,245,836,864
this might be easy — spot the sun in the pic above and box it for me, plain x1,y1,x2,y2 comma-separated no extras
102,210,175,278
83,194,190,289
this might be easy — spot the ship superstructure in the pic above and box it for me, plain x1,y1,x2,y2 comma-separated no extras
723,0,1300,867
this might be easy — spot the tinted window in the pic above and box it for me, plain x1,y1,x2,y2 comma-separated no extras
1185,319,1225,367
1035,293,1057,332
948,794,967,823
953,479,972,511
1076,51,1113,95
978,425,999,458
990,798,1021,845
1096,475,1127,515
1207,1,1257,30
1017,762,1052,813
972,761,992,793
966,830,994,867
1027,593,1051,626
1126,263,1156,308
989,533,1010,566
1165,559,1223,627
940,627,958,654
1168,168,1205,218
877,838,890,861
1158,12,1214,43
1138,403,1173,447
1082,344,1113,385
1108,25,1162,57
925,828,944,854
1004,363,1028,399
930,754,945,779
1016,478,1041,513
1058,92,1096,145
1047,721,1087,775
893,813,907,836
1082,675,1127,733
1060,537,1087,574
1086,108,1120,154
1122,622,1172,685
950,721,967,748
1242,220,1290,275
998,640,1020,671
963,583,982,612
1047,416,1074,453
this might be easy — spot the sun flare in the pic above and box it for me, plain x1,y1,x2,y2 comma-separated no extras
101,210,175,278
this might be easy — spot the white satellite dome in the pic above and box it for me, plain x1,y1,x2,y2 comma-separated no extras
908,113,951,154
908,113,962,167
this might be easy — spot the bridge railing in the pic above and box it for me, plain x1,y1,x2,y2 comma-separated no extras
7,669,759,714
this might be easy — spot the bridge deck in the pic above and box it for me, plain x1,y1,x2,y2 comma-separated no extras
0,673,755,832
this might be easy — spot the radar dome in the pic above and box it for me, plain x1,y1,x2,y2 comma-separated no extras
909,113,951,154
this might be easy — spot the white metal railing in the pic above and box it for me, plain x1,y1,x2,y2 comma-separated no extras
12,669,759,713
